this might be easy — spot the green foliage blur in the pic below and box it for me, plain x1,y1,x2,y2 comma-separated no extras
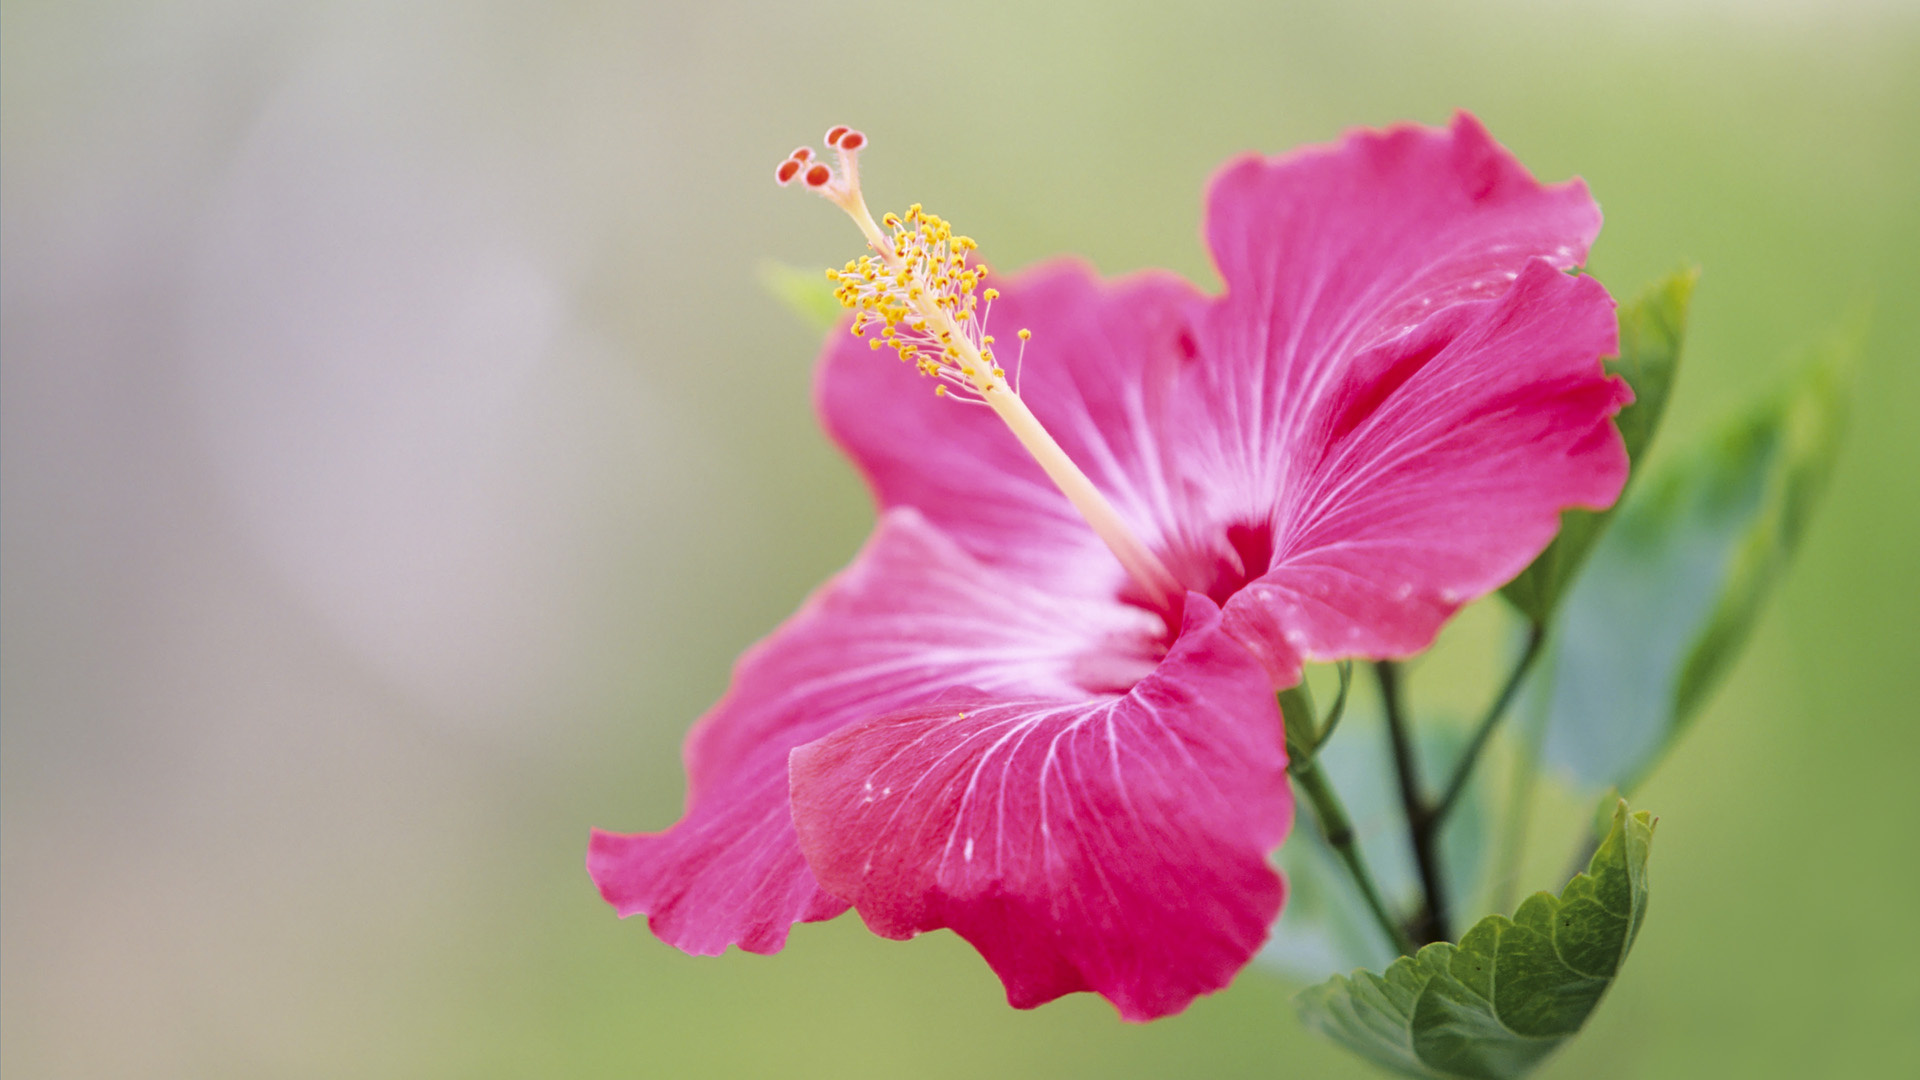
3,2,1916,1077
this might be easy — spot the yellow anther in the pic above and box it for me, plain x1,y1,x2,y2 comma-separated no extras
786,127,1183,605
1017,328,1031,340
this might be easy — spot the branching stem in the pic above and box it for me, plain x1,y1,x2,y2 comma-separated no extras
1375,660,1450,946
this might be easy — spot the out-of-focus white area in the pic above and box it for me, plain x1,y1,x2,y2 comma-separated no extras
2,3,865,1073
186,30,662,729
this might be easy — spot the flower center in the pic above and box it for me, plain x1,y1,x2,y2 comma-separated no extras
778,127,1183,609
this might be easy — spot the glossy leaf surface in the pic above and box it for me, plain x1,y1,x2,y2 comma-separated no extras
1297,803,1655,1080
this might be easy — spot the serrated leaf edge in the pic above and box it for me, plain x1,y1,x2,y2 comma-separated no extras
1297,804,1656,1080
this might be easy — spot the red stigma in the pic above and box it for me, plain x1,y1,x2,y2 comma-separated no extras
775,159,801,185
825,125,849,147
805,163,831,187
838,130,866,151
790,147,812,162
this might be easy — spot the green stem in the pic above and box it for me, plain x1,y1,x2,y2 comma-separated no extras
1291,755,1418,957
1432,623,1547,826
1375,660,1449,945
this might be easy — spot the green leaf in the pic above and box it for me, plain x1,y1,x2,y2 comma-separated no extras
1671,341,1851,720
1297,802,1656,1080
1607,270,1696,466
1502,269,1697,623
757,259,844,333
1539,331,1855,790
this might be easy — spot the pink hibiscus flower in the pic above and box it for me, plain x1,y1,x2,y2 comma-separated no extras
590,113,1630,1021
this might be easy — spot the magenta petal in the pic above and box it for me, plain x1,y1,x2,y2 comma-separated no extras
818,261,1205,601
588,782,846,956
1223,258,1629,675
589,509,1162,955
1179,113,1628,676
1199,112,1601,406
788,597,1290,1022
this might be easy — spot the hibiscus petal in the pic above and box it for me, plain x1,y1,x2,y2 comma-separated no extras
817,261,1205,601
1180,111,1603,511
589,508,1161,955
788,596,1290,1022
1198,111,1600,439
1224,259,1629,678
1180,112,1626,677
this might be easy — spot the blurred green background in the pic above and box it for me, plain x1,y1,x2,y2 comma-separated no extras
3,1,1916,1076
